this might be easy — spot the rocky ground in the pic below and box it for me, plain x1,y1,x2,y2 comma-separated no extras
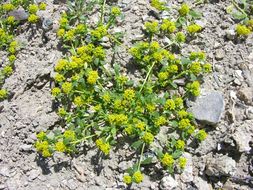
0,0,253,189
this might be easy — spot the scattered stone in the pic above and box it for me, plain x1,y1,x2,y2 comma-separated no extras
0,166,10,177
42,18,53,31
215,49,225,60
160,175,178,190
226,29,236,40
232,122,253,153
193,176,212,190
19,144,32,152
28,169,40,181
180,153,193,183
9,9,28,21
188,91,224,125
205,155,236,177
237,87,253,105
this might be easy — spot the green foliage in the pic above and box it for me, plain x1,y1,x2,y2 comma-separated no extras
35,0,210,185
227,0,253,37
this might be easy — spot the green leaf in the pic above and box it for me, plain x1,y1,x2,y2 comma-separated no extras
131,140,143,150
141,157,153,165
181,57,191,65
172,150,182,159
190,73,197,81
189,10,202,19
155,149,164,159
169,81,178,89
232,12,247,20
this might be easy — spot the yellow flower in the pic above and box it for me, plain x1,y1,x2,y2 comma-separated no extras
63,130,76,141
236,24,251,36
179,157,187,169
59,17,68,27
161,153,174,167
142,132,154,144
57,29,65,38
65,30,75,41
28,4,38,14
87,70,99,85
111,6,121,16
135,120,145,131
196,129,207,141
187,24,202,34
164,99,175,110
39,2,47,10
154,116,167,127
145,21,159,34
55,59,67,71
175,140,185,150
123,89,135,101
0,89,7,100
3,66,13,76
161,19,176,33
55,141,66,152
123,175,132,184
2,3,15,11
58,107,67,117
42,149,51,157
36,131,46,140
102,92,111,103
74,96,84,107
133,171,143,184
28,14,39,23
51,87,61,97
151,0,166,11
8,55,16,62
190,62,202,75
178,119,191,130
178,3,190,16
158,72,168,81
54,73,65,83
91,25,107,40
61,82,72,94
6,16,15,25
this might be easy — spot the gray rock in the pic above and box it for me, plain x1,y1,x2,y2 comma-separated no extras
180,153,193,183
226,29,236,40
205,155,236,177
19,144,32,152
0,166,10,177
28,169,40,181
215,49,225,60
42,18,53,31
160,175,178,190
232,122,252,153
237,87,253,105
188,91,224,125
9,9,28,21
193,176,212,190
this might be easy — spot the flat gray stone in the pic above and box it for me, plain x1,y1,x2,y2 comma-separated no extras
188,91,224,125
9,9,28,21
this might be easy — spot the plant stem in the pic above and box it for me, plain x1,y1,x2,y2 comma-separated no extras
100,0,107,24
232,0,247,18
173,71,188,80
71,134,97,144
139,61,156,92
137,143,145,170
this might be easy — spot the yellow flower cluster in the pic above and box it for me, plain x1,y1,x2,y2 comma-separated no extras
95,139,110,155
123,89,135,101
236,24,251,36
111,6,121,16
35,141,51,157
178,3,190,16
161,19,176,33
0,89,7,100
161,153,174,167
187,24,202,34
145,21,159,34
142,132,154,144
61,82,72,94
132,171,143,183
63,130,76,141
164,99,175,110
87,70,99,85
151,0,166,11
91,25,107,40
55,141,66,152
186,81,200,96
108,114,128,125
179,157,187,169
154,116,167,127
175,139,185,150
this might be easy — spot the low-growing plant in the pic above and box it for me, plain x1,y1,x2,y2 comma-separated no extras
227,0,253,37
0,0,47,100
35,0,211,186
